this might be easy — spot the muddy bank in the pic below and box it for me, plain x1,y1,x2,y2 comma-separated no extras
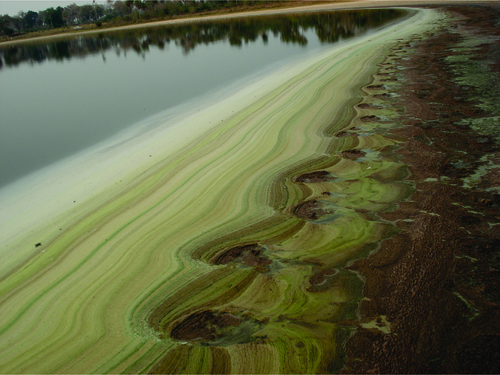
341,4,500,374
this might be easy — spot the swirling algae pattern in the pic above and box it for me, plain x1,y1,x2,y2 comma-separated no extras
0,8,442,374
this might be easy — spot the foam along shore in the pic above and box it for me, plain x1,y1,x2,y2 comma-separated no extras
0,7,441,374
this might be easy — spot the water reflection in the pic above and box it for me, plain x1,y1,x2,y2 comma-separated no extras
0,9,406,69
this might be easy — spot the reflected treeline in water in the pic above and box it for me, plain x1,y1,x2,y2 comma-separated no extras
0,9,406,69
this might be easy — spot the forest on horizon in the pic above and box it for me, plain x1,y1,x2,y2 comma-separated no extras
0,0,293,38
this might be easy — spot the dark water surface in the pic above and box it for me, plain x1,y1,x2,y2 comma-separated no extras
0,9,406,188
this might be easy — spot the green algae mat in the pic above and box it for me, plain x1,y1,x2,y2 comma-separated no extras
0,8,442,374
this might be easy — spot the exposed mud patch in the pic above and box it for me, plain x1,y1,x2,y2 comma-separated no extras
373,93,391,98
366,85,385,90
295,170,333,183
170,309,261,346
357,103,378,109
292,200,334,221
213,244,272,269
307,268,338,292
341,149,367,160
360,115,380,122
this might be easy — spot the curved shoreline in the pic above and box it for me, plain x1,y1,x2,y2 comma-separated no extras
0,7,441,373
0,0,493,47
1,2,498,373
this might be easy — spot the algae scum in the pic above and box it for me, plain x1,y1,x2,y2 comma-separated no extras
5,6,497,374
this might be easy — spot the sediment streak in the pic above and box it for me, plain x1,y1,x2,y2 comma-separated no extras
0,7,441,374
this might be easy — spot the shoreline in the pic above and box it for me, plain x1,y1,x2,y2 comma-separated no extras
1,3,499,373
0,0,495,47
0,34,338,265
0,8,438,373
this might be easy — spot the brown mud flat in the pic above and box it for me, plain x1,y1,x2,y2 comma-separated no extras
341,5,500,374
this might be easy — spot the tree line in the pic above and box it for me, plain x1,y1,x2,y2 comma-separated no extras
0,0,287,38
0,9,406,69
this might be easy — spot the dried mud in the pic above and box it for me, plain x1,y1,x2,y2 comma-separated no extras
341,5,500,374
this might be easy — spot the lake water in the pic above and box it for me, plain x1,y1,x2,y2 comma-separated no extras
0,9,406,189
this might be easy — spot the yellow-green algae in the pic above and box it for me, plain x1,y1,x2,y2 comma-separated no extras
0,8,443,374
